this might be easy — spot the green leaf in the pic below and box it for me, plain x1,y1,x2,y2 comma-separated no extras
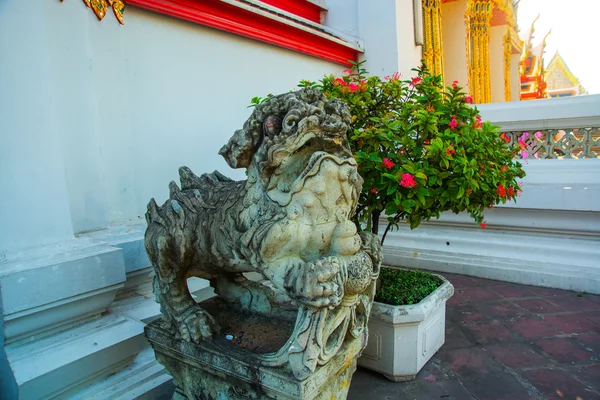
402,164,415,174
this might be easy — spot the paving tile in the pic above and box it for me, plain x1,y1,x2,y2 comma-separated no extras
581,311,600,326
547,294,600,312
415,355,455,381
522,368,600,400
445,275,482,289
348,367,406,399
485,342,550,368
447,292,468,306
534,337,594,364
575,333,600,356
440,347,503,378
447,305,487,324
460,320,515,344
475,301,531,320
461,373,536,400
461,287,502,302
469,277,507,287
527,286,571,297
514,299,564,314
349,281,600,400
508,318,561,339
402,380,476,400
490,284,537,299
577,364,600,390
544,314,600,334
443,323,475,350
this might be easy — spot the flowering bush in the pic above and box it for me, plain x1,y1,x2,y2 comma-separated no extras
254,61,526,244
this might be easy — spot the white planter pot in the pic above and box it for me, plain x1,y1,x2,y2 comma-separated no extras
359,273,454,381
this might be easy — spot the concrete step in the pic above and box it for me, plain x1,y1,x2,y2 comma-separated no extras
63,347,174,400
5,314,146,400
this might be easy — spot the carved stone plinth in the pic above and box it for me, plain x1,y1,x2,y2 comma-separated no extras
145,298,364,399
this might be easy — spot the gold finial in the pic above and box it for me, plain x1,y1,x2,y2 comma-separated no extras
61,0,125,25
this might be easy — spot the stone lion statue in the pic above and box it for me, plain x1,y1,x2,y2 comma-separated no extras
145,88,381,379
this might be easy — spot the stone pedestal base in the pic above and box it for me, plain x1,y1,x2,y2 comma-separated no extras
145,299,364,399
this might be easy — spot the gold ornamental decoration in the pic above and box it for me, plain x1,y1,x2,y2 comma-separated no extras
61,0,125,24
422,0,445,77
465,0,493,104
503,28,512,102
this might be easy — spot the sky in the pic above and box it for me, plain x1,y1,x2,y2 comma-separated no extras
516,0,600,94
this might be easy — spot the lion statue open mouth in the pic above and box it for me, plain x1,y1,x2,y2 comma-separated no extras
145,88,382,379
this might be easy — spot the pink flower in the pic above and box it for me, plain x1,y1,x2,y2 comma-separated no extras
464,95,474,104
410,77,423,86
520,132,529,140
518,132,529,148
534,131,543,139
342,69,353,75
400,173,417,188
480,222,487,229
452,80,459,88
348,82,359,92
390,72,402,81
332,77,345,86
382,158,395,169
449,115,458,130
474,116,482,129
520,149,529,159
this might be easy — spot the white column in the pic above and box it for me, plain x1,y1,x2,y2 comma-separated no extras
325,0,422,77
441,0,469,86
489,25,506,103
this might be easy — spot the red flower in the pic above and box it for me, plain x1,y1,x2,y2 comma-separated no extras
410,77,423,86
348,82,359,92
507,186,515,197
497,184,506,197
332,77,345,86
464,95,474,104
400,173,417,188
424,140,430,145
452,80,459,88
446,147,456,156
449,115,458,130
382,158,395,169
371,188,377,194
480,222,487,229
500,133,510,143
474,116,482,129
342,69,353,75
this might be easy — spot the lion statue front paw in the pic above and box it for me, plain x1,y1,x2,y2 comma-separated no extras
283,257,345,309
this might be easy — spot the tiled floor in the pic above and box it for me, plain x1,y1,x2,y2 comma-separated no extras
348,273,600,400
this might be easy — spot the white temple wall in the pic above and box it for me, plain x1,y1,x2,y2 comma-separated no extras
0,2,350,398
25,2,343,235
